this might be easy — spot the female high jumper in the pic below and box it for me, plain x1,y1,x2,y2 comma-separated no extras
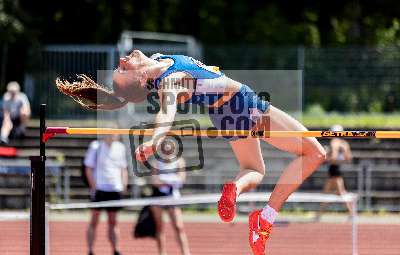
56,50,326,255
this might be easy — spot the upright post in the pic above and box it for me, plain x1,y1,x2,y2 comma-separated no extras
40,104,45,158
357,164,364,210
30,104,47,255
365,165,372,210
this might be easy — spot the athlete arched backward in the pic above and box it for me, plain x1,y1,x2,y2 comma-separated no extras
56,50,326,255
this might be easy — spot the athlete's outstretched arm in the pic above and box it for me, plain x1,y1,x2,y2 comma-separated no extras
135,73,189,162
152,88,179,137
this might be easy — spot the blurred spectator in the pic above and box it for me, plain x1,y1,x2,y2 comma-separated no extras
1,81,31,144
151,155,191,255
84,134,128,255
318,125,354,219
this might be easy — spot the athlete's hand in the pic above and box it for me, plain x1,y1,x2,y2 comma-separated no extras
135,140,156,162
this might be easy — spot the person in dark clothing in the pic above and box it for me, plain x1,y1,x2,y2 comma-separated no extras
318,125,354,219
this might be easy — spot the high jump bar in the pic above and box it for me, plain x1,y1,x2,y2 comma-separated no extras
43,127,400,142
49,192,358,210
47,192,358,255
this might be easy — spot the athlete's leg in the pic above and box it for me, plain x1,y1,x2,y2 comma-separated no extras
167,207,191,255
218,138,265,222
333,177,354,214
262,106,326,211
249,106,326,255
318,178,335,218
230,138,266,194
323,178,335,193
0,113,12,143
107,210,120,254
151,206,167,255
87,209,100,254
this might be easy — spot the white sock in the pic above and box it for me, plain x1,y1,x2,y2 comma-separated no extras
232,183,239,200
260,205,278,224
0,135,8,143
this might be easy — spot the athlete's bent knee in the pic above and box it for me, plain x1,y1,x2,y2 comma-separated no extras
304,140,326,162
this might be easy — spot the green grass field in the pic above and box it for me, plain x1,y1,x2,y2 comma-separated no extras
301,113,400,129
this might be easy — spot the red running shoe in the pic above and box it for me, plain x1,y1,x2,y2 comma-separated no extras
217,182,237,222
249,210,273,255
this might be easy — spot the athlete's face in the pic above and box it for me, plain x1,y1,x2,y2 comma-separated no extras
112,50,150,103
113,50,149,88
117,50,150,72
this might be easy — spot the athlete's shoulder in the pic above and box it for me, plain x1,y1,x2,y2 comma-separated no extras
189,56,222,75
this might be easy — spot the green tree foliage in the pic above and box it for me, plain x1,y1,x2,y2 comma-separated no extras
0,0,23,42
3,0,400,112
0,0,24,89
12,0,400,46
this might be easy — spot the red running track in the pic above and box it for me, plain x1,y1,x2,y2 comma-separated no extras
1,221,399,255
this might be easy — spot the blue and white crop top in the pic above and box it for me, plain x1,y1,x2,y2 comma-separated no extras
152,54,227,106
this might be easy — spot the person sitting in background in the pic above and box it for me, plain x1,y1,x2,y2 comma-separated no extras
1,81,31,144
84,134,128,255
318,124,354,219
150,154,191,255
